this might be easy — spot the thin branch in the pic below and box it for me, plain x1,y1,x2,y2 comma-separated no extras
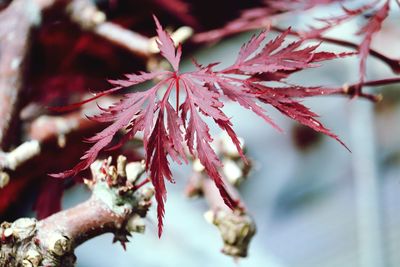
333,77,400,101
28,111,97,145
361,77,400,87
0,141,40,188
269,77,400,103
0,141,40,171
67,0,194,60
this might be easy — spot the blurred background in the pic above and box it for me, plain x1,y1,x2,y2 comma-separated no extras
0,1,399,267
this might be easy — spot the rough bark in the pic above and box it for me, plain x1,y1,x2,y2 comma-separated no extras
0,156,152,266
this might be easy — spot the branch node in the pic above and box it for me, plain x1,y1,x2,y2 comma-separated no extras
205,209,256,258
125,160,145,184
126,214,146,234
11,218,37,240
0,171,10,188
67,0,106,30
23,248,41,267
117,155,127,178
0,140,41,171
47,232,71,257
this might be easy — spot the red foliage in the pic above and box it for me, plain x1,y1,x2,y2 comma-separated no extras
51,16,351,236
195,0,393,96
304,0,390,94
0,176,33,214
152,0,199,28
356,1,390,92
33,178,64,219
192,0,339,43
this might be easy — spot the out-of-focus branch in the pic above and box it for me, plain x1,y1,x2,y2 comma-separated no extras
67,0,194,60
186,134,256,258
0,156,153,266
0,141,40,171
202,177,256,258
0,0,154,149
0,140,40,188
0,0,41,149
67,0,150,58
0,0,72,149
0,104,104,210
0,106,99,189
0,0,52,185
28,111,96,146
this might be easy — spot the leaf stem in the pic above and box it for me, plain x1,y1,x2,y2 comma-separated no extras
176,76,180,113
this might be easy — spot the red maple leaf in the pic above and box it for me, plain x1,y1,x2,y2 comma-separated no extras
195,0,393,97
193,0,340,43
51,16,350,236
355,0,390,93
302,0,390,94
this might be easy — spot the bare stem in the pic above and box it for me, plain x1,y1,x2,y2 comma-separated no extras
334,77,400,101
